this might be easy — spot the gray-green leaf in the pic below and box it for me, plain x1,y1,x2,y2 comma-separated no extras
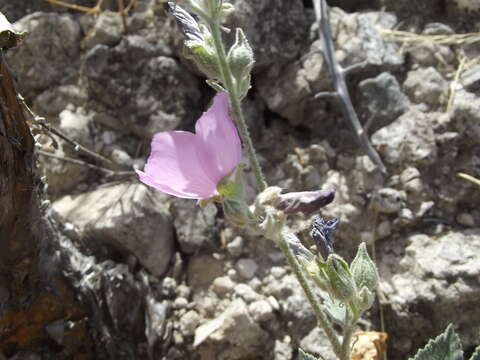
409,324,463,360
298,348,317,360
0,11,25,49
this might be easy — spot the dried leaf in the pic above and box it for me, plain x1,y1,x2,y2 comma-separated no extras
351,331,388,360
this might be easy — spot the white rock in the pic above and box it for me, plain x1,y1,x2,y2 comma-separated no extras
248,299,274,322
212,276,235,295
234,284,258,303
179,310,200,337
227,236,245,257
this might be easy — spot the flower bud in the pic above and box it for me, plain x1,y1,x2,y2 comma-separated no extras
356,286,375,312
325,255,357,302
221,197,254,227
227,28,254,83
350,243,379,293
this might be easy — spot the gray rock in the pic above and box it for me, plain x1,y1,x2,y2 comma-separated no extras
257,9,402,129
229,0,309,69
170,199,218,254
248,299,274,323
273,339,293,360
299,327,336,360
235,258,258,280
187,255,224,291
81,11,123,50
7,12,81,98
370,188,406,214
58,106,94,153
382,230,480,359
33,85,87,118
193,299,270,358
358,72,410,132
83,36,201,138
403,67,448,109
451,90,480,143
52,183,174,276
372,108,437,166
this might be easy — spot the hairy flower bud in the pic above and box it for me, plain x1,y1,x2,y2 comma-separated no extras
227,28,254,90
356,286,375,312
168,2,203,42
350,243,379,293
275,188,335,215
325,255,357,303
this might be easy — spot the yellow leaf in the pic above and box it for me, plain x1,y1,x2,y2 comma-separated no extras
350,331,388,360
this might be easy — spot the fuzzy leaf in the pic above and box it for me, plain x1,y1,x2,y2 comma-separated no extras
409,324,463,360
298,348,317,360
469,345,480,360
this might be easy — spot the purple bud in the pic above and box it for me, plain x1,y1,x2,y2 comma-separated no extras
274,188,335,215
310,216,339,260
167,2,204,42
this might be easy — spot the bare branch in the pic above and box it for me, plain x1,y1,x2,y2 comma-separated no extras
312,0,387,174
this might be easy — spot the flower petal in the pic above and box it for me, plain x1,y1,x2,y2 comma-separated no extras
138,131,218,199
195,92,242,183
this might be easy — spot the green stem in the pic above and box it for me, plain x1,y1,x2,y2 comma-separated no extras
277,230,342,357
340,323,354,360
207,19,267,191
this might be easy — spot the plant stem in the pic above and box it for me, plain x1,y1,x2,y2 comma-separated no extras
340,323,354,360
277,230,342,357
207,19,267,191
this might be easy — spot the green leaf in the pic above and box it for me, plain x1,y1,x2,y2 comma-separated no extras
298,348,317,360
409,324,463,360
469,345,480,360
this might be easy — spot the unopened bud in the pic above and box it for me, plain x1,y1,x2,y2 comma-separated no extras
227,28,254,83
325,255,357,302
275,188,335,215
350,243,379,293
356,286,375,311
168,2,203,42
310,216,339,260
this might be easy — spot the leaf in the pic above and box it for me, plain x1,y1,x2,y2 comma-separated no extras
469,345,480,360
323,296,347,327
0,11,25,49
351,331,388,360
409,324,463,360
298,348,317,360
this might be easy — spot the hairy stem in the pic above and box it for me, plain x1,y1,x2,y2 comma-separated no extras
340,323,354,360
207,19,267,191
277,230,342,357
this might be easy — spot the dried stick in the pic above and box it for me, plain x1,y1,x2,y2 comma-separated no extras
18,94,114,166
312,0,387,174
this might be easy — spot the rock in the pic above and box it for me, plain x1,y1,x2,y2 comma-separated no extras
33,85,87,118
193,299,270,358
370,188,405,214
382,230,480,359
400,167,424,196
256,9,402,129
372,107,437,166
179,310,201,337
174,297,189,309
233,284,258,303
58,106,94,152
403,67,448,109
83,35,201,138
235,258,259,279
299,327,336,360
358,72,410,132
457,213,475,227
248,299,274,323
226,236,245,258
229,0,309,69
460,64,480,92
170,199,218,254
211,276,235,296
273,339,292,360
110,147,133,167
188,255,224,290
7,12,81,98
52,183,174,276
451,90,480,143
81,11,123,50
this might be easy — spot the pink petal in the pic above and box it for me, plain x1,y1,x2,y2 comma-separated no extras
138,131,218,199
195,92,242,183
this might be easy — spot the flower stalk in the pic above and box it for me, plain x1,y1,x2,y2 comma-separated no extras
206,17,267,191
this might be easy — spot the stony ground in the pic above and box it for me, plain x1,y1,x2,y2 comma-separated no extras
1,0,480,359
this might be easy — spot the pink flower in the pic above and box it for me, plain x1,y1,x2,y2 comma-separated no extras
136,92,242,199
